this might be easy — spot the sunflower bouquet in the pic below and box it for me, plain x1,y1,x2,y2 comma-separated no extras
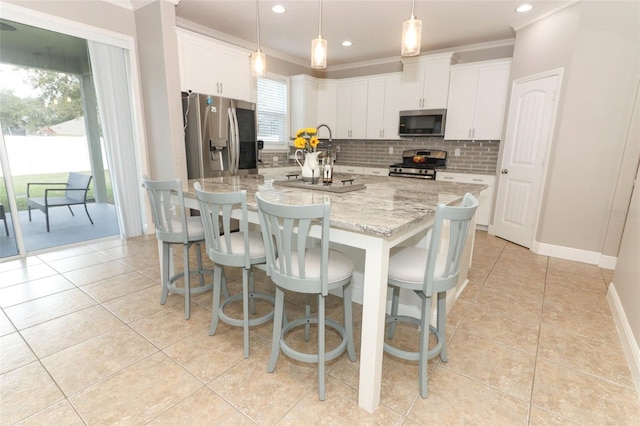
293,127,320,152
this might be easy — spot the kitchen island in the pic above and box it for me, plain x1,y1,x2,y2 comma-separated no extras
182,171,485,413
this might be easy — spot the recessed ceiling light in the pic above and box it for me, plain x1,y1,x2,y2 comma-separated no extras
341,41,353,47
515,4,534,13
272,5,286,14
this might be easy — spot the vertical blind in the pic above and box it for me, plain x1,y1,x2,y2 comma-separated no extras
257,77,288,145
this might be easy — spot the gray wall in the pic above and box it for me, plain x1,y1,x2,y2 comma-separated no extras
509,1,640,256
134,1,185,181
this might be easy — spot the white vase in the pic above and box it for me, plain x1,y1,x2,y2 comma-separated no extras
295,149,321,182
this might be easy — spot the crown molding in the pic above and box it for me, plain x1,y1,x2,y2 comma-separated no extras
101,0,181,11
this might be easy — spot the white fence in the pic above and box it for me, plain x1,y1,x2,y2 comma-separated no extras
1,135,102,176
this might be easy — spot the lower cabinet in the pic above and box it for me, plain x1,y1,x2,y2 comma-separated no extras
436,172,495,228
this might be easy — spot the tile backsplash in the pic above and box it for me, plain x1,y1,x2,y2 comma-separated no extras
263,138,500,173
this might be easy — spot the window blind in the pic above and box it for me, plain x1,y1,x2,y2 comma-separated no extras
257,77,287,145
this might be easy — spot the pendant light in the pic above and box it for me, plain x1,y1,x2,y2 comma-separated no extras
311,0,327,69
401,0,422,57
251,0,266,77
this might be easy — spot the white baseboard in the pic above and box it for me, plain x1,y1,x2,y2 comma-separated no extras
598,255,618,270
532,240,617,269
607,283,640,397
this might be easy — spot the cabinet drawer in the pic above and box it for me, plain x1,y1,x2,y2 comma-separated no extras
338,165,364,175
362,167,388,176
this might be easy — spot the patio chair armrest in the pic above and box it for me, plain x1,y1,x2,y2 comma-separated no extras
27,182,67,197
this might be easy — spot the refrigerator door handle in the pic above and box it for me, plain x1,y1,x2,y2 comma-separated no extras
229,107,240,175
227,108,235,175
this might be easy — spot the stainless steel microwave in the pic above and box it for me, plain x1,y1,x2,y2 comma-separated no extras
398,109,446,137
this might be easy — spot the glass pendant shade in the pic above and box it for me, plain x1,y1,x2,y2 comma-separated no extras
401,16,422,56
311,37,327,69
252,49,266,77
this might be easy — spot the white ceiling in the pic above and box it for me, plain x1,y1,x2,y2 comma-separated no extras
170,0,575,68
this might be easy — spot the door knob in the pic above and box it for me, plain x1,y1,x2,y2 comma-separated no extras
501,169,509,174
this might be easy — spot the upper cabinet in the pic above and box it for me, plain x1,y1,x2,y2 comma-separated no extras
176,28,255,102
366,74,401,140
336,79,368,139
290,75,318,133
400,53,455,110
444,58,512,141
316,80,337,136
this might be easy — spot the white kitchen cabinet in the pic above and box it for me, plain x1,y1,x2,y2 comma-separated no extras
400,53,455,110
177,28,253,102
444,59,511,141
336,79,368,139
366,74,401,140
316,80,337,135
436,172,496,228
290,75,318,133
336,165,364,175
362,167,388,177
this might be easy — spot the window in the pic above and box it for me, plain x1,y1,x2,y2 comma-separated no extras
257,76,288,148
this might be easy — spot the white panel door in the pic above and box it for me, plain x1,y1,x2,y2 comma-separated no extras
494,74,560,247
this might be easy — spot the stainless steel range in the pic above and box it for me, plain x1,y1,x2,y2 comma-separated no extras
388,149,447,179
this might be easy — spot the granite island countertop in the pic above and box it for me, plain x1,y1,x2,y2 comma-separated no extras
184,171,485,238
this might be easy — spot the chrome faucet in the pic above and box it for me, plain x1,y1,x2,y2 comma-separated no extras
316,123,334,159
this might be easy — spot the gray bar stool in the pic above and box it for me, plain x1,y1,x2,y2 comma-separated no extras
142,177,214,320
256,192,357,401
194,182,274,359
384,193,479,398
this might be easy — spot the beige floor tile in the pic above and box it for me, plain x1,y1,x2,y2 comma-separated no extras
484,259,546,297
0,263,58,289
602,268,614,283
4,287,97,330
0,332,37,374
543,283,611,316
209,338,318,425
444,330,536,400
0,256,42,274
528,405,579,425
0,310,16,336
408,366,529,425
532,359,640,424
116,252,162,270
81,270,157,303
14,399,85,426
20,305,123,358
102,285,180,323
36,245,96,263
147,386,253,425
548,257,604,280
0,361,65,424
473,285,544,325
458,307,540,354
136,263,162,282
86,237,129,251
0,274,75,308
538,324,634,388
542,301,620,347
278,376,405,425
61,260,135,286
69,352,202,425
45,251,113,274
546,268,607,295
163,326,246,382
129,302,210,348
98,243,158,261
41,325,158,395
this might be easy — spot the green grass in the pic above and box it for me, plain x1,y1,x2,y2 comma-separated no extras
0,172,114,211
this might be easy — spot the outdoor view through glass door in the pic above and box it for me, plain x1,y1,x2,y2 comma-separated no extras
0,19,119,258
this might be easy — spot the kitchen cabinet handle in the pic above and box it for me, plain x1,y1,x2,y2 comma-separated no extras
468,128,472,138
219,82,223,94
501,169,509,174
472,178,483,182
443,176,454,180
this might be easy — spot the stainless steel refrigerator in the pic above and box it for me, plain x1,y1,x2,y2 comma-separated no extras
182,92,258,178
